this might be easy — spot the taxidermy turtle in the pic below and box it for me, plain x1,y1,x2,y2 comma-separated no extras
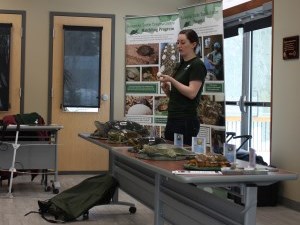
91,120,149,139
107,129,142,144
137,143,195,160
127,137,166,153
136,45,155,57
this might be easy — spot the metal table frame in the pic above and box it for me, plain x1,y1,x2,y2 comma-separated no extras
79,133,298,225
0,125,63,196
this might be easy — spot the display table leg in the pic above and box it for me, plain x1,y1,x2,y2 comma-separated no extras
154,174,164,225
243,185,258,225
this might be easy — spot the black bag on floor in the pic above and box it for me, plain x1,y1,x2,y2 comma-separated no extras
26,173,118,223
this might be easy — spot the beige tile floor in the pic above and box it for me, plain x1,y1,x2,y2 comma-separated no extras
0,174,299,225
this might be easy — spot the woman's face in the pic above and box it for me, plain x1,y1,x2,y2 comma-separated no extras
177,34,196,58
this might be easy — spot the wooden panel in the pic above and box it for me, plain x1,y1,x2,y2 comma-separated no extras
51,16,112,171
0,14,22,116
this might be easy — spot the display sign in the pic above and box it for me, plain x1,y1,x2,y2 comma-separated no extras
283,35,299,60
204,82,224,93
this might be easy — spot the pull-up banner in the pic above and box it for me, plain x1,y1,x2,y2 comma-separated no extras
178,1,225,153
124,1,225,150
124,14,180,136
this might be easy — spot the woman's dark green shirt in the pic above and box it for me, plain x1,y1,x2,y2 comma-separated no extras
168,57,207,118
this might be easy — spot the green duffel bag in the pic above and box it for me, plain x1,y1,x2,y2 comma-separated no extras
25,173,118,223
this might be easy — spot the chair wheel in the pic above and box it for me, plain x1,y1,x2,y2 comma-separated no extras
45,186,51,192
53,188,59,194
129,206,136,214
83,211,89,220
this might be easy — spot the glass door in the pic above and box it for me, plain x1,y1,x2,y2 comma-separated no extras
224,26,272,164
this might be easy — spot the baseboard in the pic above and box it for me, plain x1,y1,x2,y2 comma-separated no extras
279,196,300,212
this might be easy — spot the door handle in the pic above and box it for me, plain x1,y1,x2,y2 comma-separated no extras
238,95,246,113
101,94,109,101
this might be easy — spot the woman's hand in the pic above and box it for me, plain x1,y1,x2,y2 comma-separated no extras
159,73,202,100
159,74,172,83
160,77,171,96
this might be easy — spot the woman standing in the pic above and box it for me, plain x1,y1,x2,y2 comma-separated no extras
159,29,207,145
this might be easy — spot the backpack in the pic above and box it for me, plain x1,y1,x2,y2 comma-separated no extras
25,173,118,223
0,112,47,184
1,112,47,142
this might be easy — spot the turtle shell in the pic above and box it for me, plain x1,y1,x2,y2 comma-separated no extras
136,45,155,56
127,137,166,152
92,120,149,139
140,144,195,158
107,129,142,143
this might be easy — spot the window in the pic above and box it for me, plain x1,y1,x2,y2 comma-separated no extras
62,25,102,112
0,23,12,111
224,13,272,164
223,0,251,10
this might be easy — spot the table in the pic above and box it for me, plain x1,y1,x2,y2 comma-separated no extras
79,133,298,225
0,124,63,195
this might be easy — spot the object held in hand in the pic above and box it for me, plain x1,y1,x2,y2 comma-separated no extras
157,72,162,77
